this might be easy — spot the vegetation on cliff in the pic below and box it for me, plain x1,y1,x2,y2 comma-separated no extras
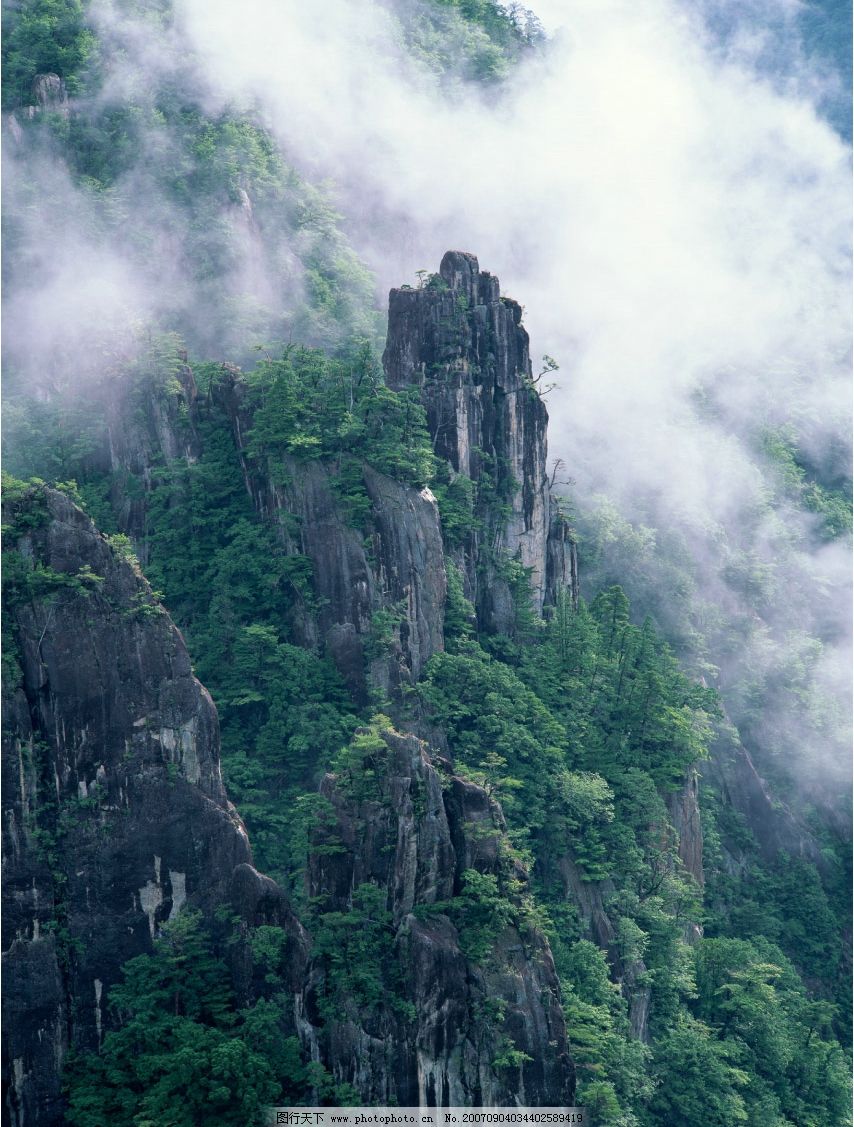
2,0,850,1124
4,336,850,1124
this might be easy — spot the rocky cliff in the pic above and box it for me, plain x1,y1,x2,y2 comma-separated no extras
384,251,577,632
302,728,574,1106
8,251,836,1124
1,485,307,1125
2,246,584,1120
209,368,447,701
708,728,824,868
203,251,578,689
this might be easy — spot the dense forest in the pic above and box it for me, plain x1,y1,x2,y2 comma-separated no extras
2,1,851,1126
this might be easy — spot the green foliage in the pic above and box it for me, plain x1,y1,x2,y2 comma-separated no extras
4,17,381,361
762,425,852,540
2,482,105,612
700,776,850,1046
237,1011,357,1106
398,0,543,85
215,624,356,886
576,479,850,785
64,912,281,1126
422,587,716,908
421,641,565,832
446,868,515,961
10,399,847,1125
365,601,407,661
572,496,702,660
416,864,550,970
5,0,849,1119
491,1037,533,1072
554,770,615,881
420,585,750,1117
330,716,392,802
15,355,363,889
105,533,140,568
244,342,435,490
648,1014,749,1127
2,556,103,602
433,465,477,548
496,552,541,641
311,882,414,1022
72,907,357,1114
143,420,290,636
710,853,843,982
1,472,52,530
550,938,650,1121
2,0,96,109
527,588,718,788
443,558,477,644
692,937,852,1127
249,925,294,987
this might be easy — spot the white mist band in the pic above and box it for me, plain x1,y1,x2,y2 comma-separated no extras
266,1110,586,1126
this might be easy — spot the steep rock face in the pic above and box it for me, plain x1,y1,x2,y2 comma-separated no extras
62,358,203,558
211,371,446,698
301,729,575,1106
1,488,306,1126
31,74,67,109
383,252,577,631
709,730,823,868
100,360,202,556
668,770,704,890
72,355,447,699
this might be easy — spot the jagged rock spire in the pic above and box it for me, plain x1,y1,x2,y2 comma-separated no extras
384,251,576,632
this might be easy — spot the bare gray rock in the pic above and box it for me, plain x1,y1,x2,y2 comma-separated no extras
1,488,305,1125
302,728,575,1105
383,251,577,632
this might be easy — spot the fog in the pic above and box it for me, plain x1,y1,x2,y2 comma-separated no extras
4,0,851,791
167,0,851,787
174,0,851,503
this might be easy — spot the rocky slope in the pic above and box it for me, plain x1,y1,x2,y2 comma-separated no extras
5,251,838,1124
210,367,447,701
1,482,575,1121
2,485,306,1125
384,251,577,631
302,728,574,1105
0,254,703,1120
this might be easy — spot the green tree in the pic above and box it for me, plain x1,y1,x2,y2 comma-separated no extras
421,642,565,830
693,937,852,1126
244,343,435,489
311,883,413,1022
648,1014,748,1127
65,912,280,1127
2,0,96,109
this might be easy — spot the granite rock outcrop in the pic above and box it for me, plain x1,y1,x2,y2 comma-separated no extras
384,251,577,632
1,487,307,1125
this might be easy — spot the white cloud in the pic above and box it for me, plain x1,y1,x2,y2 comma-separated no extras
175,0,851,782
4,0,849,782
175,0,849,497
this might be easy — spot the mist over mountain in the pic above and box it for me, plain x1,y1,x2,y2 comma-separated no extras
2,1,851,1124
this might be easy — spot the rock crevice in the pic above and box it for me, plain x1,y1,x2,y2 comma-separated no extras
1,488,306,1125
302,728,575,1106
384,251,577,632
